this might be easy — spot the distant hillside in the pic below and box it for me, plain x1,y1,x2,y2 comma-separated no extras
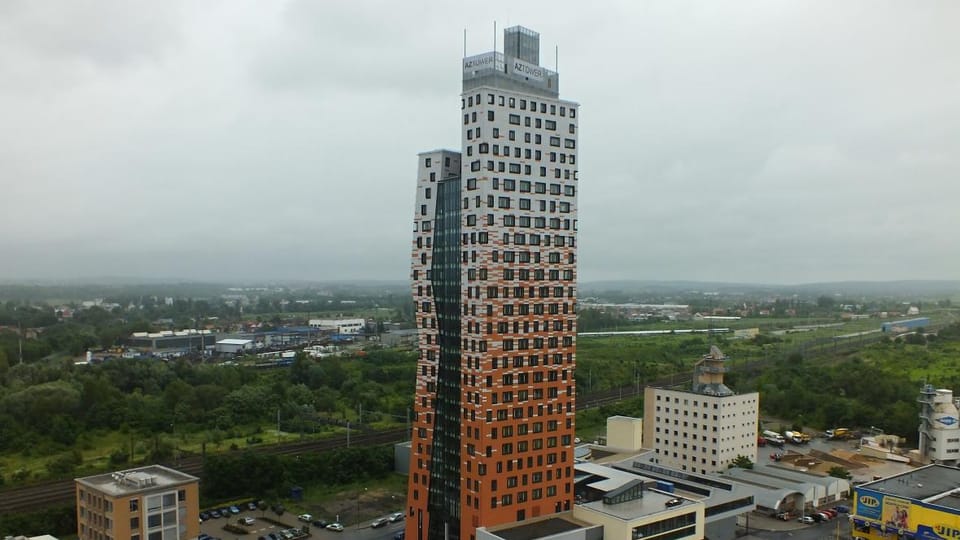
581,280,960,298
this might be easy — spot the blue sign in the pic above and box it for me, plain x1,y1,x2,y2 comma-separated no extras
857,490,883,520
916,525,947,540
937,416,958,426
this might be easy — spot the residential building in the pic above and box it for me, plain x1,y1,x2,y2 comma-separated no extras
407,25,579,540
75,465,200,540
643,346,759,474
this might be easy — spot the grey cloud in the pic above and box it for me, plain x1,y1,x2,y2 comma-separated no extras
0,0,958,284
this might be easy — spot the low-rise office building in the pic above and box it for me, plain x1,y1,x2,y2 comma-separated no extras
75,465,200,540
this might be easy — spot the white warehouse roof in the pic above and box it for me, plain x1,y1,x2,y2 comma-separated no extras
217,339,253,345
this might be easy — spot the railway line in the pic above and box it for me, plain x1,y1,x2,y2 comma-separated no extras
0,429,408,515
0,324,929,515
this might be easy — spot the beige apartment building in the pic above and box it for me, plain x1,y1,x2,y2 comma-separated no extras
643,347,759,474
75,465,200,540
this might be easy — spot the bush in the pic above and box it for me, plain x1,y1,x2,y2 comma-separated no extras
108,448,129,467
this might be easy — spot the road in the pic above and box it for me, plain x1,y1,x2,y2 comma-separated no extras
746,518,850,540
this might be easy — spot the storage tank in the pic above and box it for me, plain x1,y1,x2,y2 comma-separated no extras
929,389,960,462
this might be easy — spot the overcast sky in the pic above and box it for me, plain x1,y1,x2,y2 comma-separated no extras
1,0,958,284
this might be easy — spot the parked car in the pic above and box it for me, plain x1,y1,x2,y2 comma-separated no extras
240,517,255,526
200,512,210,521
326,523,345,532
371,518,389,528
394,532,405,540
248,502,258,511
298,514,313,523
834,505,850,514
775,512,790,521
799,516,815,524
229,506,240,515
220,508,231,517
389,512,404,523
664,498,683,508
312,520,329,528
267,533,279,540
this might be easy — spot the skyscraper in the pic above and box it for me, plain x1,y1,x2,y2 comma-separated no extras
407,25,579,540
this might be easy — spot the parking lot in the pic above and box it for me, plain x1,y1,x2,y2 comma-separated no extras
200,507,406,540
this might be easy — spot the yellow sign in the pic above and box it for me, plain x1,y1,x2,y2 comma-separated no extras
882,496,910,531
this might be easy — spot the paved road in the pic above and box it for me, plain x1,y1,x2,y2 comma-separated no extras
745,517,850,540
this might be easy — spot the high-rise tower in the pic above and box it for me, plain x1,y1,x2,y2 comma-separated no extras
407,25,579,540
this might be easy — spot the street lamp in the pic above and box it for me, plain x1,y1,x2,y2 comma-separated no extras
356,488,367,529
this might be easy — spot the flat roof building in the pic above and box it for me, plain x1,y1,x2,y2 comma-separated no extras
852,464,960,539
643,346,759,475
126,330,215,354
75,465,200,540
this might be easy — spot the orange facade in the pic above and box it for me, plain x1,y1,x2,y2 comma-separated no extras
407,78,579,540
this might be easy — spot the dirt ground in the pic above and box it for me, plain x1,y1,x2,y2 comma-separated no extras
303,486,405,525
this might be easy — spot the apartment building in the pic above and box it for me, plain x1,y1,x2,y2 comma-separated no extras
643,347,759,474
75,465,200,540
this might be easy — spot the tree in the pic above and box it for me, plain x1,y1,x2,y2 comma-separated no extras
730,455,754,470
828,466,852,479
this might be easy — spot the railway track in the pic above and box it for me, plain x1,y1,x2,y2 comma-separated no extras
1,325,922,515
0,428,409,515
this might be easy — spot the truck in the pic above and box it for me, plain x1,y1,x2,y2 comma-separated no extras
784,431,802,444
762,430,785,447
784,430,811,444
825,428,851,440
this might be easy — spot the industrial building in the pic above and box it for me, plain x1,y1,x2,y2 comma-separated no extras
126,330,216,355
881,317,930,333
307,318,366,335
851,464,960,539
407,24,579,540
643,346,760,474
917,384,960,466
75,465,200,540
215,338,253,355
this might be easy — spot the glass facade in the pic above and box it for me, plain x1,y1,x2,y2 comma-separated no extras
426,176,463,540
